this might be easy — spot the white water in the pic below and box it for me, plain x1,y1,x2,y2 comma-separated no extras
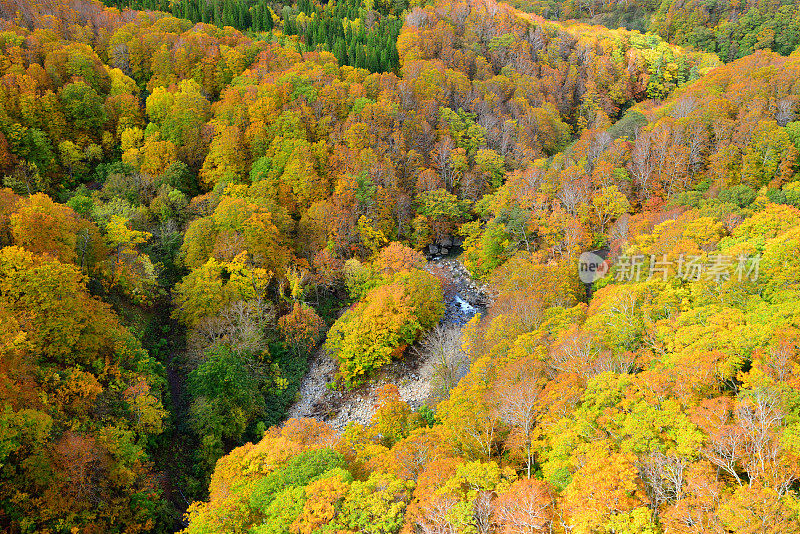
454,295,476,315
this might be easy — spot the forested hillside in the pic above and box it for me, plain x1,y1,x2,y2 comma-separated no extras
97,0,406,72
182,44,800,534
513,0,800,62
0,0,799,531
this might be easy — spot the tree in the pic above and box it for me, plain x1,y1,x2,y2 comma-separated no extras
370,384,423,447
414,188,471,247
59,81,107,132
143,135,180,177
495,478,553,534
374,241,426,275
102,215,157,304
185,444,346,534
326,269,443,387
200,125,248,186
9,193,81,264
0,246,165,533
326,281,421,387
475,148,506,188
187,343,272,471
0,246,115,365
278,302,326,357
180,195,292,276
583,185,630,234
172,255,273,328
339,471,413,534
290,472,351,534
146,79,211,167
562,442,651,534
123,378,167,434
498,363,543,479
636,450,689,515
660,460,724,534
358,216,389,258
413,324,469,402
718,485,800,534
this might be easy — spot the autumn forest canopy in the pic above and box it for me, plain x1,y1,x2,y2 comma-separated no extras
0,0,800,531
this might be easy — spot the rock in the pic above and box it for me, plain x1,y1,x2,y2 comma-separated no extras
429,244,439,255
441,247,449,256
438,235,453,247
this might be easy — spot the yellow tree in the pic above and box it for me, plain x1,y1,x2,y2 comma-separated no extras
583,185,631,234
718,485,800,534
562,441,652,534
370,384,423,448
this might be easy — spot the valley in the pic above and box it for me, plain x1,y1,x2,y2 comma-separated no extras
0,0,799,531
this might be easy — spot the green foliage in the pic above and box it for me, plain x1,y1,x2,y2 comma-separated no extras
338,472,412,533
343,258,380,301
440,107,487,158
250,448,346,510
105,0,405,73
719,184,757,208
188,344,272,469
607,110,647,140
60,81,108,131
416,189,471,226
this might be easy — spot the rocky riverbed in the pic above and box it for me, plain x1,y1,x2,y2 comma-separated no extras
286,257,489,430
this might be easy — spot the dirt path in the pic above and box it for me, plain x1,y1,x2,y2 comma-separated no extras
286,257,489,431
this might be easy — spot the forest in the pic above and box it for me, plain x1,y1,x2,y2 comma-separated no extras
512,0,800,62
0,0,799,531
